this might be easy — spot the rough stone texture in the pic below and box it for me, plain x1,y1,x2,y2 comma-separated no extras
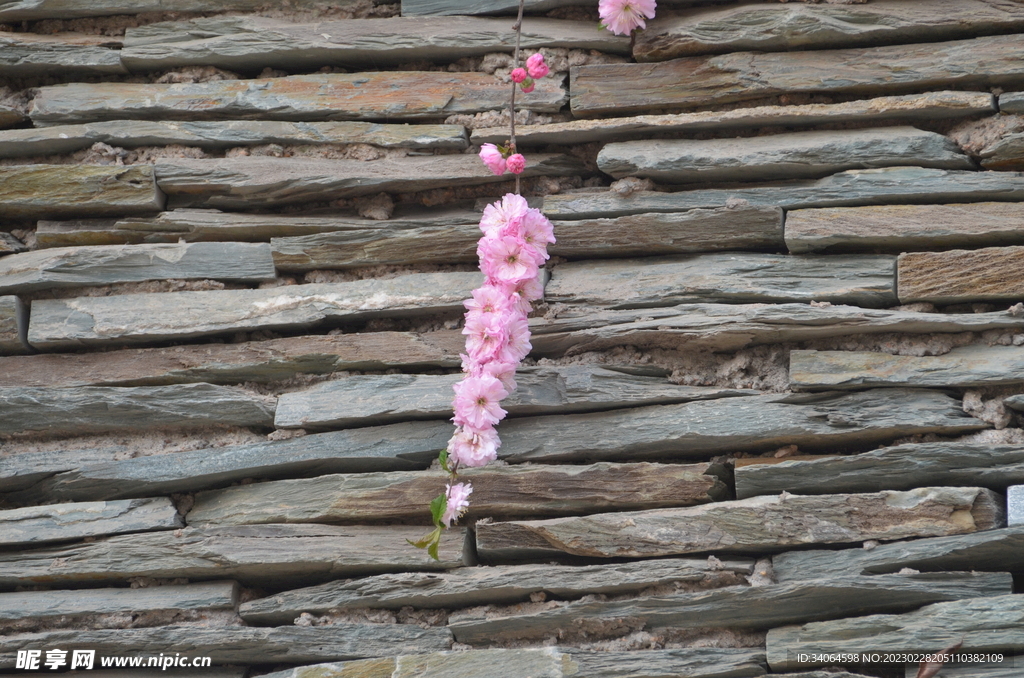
0,232,27,255
188,462,727,526
766,594,1024,670
0,242,275,295
529,303,1024,356
120,16,629,73
785,202,1024,253
0,384,275,437
401,0,591,16
1008,485,1024,526
980,132,1024,170
0,105,24,129
7,422,448,502
0,624,453,668
0,581,238,623
154,154,581,209
476,486,1004,561
898,245,1024,303
27,272,482,350
0,524,468,589
597,128,972,184
0,498,182,547
239,557,755,623
471,92,996,146
543,168,1024,219
0,165,164,220
1007,394,1024,412
773,525,1024,581
546,254,896,309
273,367,755,429
29,73,568,126
449,573,1012,644
0,446,127,495
734,442,1024,499
790,345,1024,390
635,0,1024,61
1002,91,1024,113
0,121,469,159
0,32,125,78
0,0,332,20
0,295,28,356
0,331,464,387
571,34,1024,116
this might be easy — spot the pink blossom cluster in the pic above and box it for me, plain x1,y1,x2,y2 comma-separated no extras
511,53,550,93
447,193,554,470
442,482,472,527
599,0,657,36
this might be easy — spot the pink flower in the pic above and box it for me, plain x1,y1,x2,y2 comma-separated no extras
520,79,535,93
526,53,549,79
599,0,656,36
463,309,509,361
478,143,506,176
522,208,555,259
479,236,541,284
506,153,526,174
508,275,545,313
442,482,473,527
447,425,500,468
510,67,528,83
464,284,514,315
500,312,532,363
483,359,518,391
480,193,529,238
452,373,509,429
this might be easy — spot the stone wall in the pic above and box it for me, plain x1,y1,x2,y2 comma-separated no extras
1,1,1024,677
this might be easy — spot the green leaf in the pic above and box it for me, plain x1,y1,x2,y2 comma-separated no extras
427,538,440,561
439,449,450,473
407,526,441,550
429,492,448,528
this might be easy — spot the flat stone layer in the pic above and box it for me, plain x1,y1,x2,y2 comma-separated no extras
273,367,754,429
0,581,238,624
239,557,754,624
0,242,275,295
0,295,28,355
898,245,1024,303
634,0,1024,61
571,34,1024,116
981,132,1024,171
472,92,995,146
29,72,567,125
0,383,275,437
543,168,1024,219
154,154,580,208
0,0,335,21
188,462,726,526
0,120,468,159
0,32,126,77
477,486,1003,561
0,524,467,589
0,105,24,129
401,0,591,15
546,254,896,309
529,303,1024,356
121,16,628,73
785,202,1024,253
0,624,453,668
27,272,481,350
766,595,1024,670
0,498,182,547
9,421,449,502
597,128,971,184
449,573,1012,644
0,165,164,220
1002,91,1024,113
0,331,464,387
790,345,1024,390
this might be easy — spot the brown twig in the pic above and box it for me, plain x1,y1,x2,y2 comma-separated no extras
510,0,526,194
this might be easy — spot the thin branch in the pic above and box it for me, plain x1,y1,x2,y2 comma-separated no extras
510,0,526,194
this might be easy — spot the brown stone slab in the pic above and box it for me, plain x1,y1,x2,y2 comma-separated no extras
0,105,24,129
981,132,1024,171
0,165,165,220
897,245,1024,304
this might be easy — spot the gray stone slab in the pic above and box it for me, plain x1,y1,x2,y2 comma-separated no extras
0,32,125,78
1002,91,1024,113
401,0,591,16
542,168,1024,220
0,295,29,356
0,383,275,437
772,525,1024,581
473,91,996,147
785,202,1024,254
766,594,1024,671
898,245,1024,304
0,581,238,623
529,303,1024,356
0,120,468,159
0,165,165,220
274,367,755,429
239,557,755,624
635,0,1024,61
0,105,24,129
734,442,1024,499
7,421,447,502
449,573,1012,644
571,34,1024,116
476,486,1003,561
0,623,453,668
598,128,972,184
981,131,1024,171
155,154,581,209
27,272,482,350
0,232,27,254
0,0,347,21
1007,394,1024,412
29,72,567,126
1009,485,1024,526
121,16,629,73
546,253,896,309
790,345,1024,391
0,242,275,295
0,498,182,547
0,524,467,590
